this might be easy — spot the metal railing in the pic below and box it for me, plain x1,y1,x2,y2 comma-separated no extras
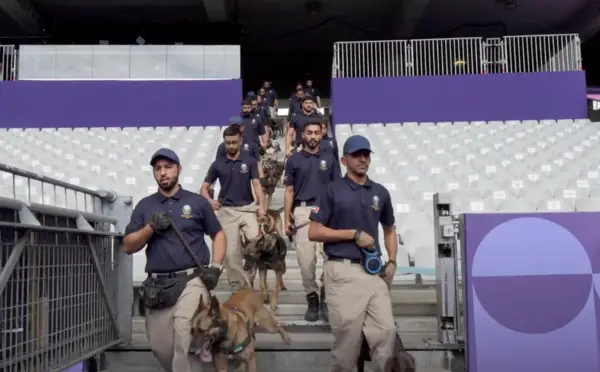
504,34,582,73
0,45,18,80
333,33,582,78
0,163,133,372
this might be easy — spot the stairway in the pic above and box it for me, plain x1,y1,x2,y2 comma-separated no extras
106,138,454,371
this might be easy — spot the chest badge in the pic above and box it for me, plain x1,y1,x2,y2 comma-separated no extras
252,119,256,124
182,205,193,219
319,160,328,171
371,195,380,211
243,143,249,151
240,163,248,173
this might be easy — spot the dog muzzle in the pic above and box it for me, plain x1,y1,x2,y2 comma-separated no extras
362,249,383,275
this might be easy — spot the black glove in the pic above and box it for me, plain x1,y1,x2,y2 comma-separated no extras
200,266,222,291
259,147,266,156
149,212,171,232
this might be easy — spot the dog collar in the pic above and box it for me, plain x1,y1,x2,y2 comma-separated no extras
219,305,254,355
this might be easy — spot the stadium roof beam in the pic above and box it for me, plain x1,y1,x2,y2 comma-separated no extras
0,0,42,34
390,0,431,38
202,0,230,22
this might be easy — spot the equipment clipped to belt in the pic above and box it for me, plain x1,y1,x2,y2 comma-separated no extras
361,249,383,275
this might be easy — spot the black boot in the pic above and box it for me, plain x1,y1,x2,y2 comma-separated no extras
305,292,319,322
320,286,329,321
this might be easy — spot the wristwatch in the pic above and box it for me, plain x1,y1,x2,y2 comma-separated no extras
354,230,362,244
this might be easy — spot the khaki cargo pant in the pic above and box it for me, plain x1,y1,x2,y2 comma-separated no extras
294,206,324,294
145,277,209,372
216,204,259,290
324,259,397,371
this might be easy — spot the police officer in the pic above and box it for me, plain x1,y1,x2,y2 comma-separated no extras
304,78,322,108
308,135,398,371
123,148,225,372
200,125,267,291
288,87,304,118
215,117,260,160
284,120,341,322
240,98,268,151
262,80,279,120
286,95,323,157
256,94,271,120
319,120,339,161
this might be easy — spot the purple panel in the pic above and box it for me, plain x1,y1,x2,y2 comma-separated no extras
0,80,242,128
463,212,600,372
332,72,586,124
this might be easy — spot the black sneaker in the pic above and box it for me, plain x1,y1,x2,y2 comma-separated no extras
320,286,329,321
305,292,319,322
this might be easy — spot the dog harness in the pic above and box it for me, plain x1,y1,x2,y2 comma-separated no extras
212,304,254,355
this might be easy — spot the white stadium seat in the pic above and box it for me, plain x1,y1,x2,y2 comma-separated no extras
1,119,598,280
335,118,600,277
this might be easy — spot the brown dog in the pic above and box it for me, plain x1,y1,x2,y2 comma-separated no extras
243,209,288,312
356,332,416,372
191,290,292,372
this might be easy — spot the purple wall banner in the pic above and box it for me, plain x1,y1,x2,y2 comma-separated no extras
332,72,587,124
0,80,242,128
463,212,600,372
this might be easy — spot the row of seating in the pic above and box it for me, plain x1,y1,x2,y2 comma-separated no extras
2,118,595,280
335,119,599,278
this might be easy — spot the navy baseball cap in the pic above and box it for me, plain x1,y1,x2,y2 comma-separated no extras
150,148,180,166
229,116,244,125
247,91,257,98
343,135,373,155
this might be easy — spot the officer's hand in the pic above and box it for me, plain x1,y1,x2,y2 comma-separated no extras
211,200,222,210
258,206,267,218
285,220,295,236
355,230,375,250
201,266,223,291
149,212,171,232
285,149,293,158
380,261,396,288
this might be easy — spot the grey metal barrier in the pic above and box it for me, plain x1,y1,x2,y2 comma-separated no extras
0,45,18,81
332,33,581,78
0,163,134,372
428,193,465,351
504,34,582,73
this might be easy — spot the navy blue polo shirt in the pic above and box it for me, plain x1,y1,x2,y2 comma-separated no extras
204,153,259,207
289,96,302,116
310,176,395,260
260,101,271,118
291,111,323,145
304,87,319,99
320,136,339,160
265,88,278,107
285,150,341,202
241,114,266,149
125,188,221,273
215,141,259,161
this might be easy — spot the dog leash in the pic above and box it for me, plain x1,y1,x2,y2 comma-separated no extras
170,223,210,274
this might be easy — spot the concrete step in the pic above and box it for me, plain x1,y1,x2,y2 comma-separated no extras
214,275,426,291
132,315,438,335
106,349,459,372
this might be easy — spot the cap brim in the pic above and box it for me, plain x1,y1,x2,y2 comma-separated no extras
344,147,373,155
150,155,179,166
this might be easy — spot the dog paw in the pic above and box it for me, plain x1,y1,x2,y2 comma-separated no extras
269,302,278,313
280,285,287,291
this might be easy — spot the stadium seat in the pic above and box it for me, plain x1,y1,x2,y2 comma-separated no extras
2,119,599,279
336,118,600,276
